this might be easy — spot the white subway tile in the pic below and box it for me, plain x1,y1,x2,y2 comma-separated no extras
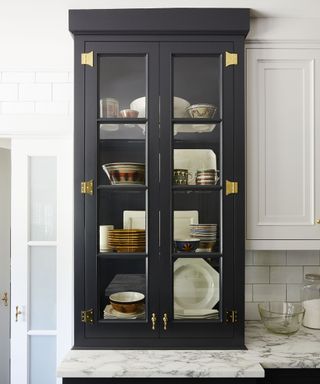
253,284,286,301
253,250,286,265
1,101,34,114
2,72,35,83
0,84,18,101
287,250,320,265
270,266,303,283
245,250,253,265
52,83,72,101
287,284,302,302
19,83,51,101
245,302,262,320
304,266,320,276
245,284,253,302
35,101,69,115
36,72,69,83
245,266,269,283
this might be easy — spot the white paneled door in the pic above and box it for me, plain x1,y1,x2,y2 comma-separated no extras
11,139,73,384
246,48,320,249
0,147,11,384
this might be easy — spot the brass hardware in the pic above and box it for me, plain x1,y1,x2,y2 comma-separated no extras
15,306,22,322
316,219,320,224
1,292,8,306
151,313,157,330
81,179,94,195
225,51,238,67
226,310,238,323
81,51,94,67
225,180,238,196
81,309,94,324
163,313,168,331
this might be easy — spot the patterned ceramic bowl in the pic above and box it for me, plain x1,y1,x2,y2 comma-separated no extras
186,104,217,119
174,238,200,252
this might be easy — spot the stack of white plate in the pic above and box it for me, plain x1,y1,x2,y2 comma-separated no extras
103,304,145,320
190,224,218,252
175,309,219,320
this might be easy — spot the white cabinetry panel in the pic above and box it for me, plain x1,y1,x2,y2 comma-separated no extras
247,48,320,248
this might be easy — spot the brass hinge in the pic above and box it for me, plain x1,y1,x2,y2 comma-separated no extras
81,309,94,324
226,310,238,323
81,179,94,195
225,51,238,67
81,51,94,67
225,180,238,196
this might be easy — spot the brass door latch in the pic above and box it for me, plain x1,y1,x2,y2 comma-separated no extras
1,292,8,306
151,313,157,330
163,313,168,330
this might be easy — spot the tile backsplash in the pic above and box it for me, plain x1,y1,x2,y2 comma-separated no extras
245,250,320,320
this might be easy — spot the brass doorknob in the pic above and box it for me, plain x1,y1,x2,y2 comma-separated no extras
151,313,157,330
15,306,22,322
1,292,8,306
316,219,320,224
163,313,168,331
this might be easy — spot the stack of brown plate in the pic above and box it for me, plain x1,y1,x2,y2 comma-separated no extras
107,229,145,253
196,169,219,185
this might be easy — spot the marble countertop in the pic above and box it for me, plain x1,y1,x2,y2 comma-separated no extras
57,322,320,378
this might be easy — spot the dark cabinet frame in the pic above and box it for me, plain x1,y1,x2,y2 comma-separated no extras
70,8,249,349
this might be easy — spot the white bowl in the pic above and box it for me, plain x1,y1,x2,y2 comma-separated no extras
130,96,190,118
109,291,145,303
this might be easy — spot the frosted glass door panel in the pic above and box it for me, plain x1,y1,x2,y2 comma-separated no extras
29,336,56,384
29,157,57,241
30,247,56,330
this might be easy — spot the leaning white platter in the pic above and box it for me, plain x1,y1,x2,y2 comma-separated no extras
123,210,199,239
174,149,217,185
173,258,219,310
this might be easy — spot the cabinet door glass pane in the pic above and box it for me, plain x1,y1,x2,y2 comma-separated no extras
173,56,221,119
99,258,146,321
29,247,56,330
29,157,57,241
29,336,56,384
99,56,146,118
173,257,221,320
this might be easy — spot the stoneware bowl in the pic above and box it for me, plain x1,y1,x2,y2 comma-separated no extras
109,291,145,314
187,104,217,119
258,302,305,334
174,238,200,252
119,109,139,118
102,162,145,185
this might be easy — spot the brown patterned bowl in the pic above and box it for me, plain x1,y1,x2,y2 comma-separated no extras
109,291,145,313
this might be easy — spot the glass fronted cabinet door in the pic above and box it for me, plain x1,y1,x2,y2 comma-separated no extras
159,43,237,341
83,42,160,343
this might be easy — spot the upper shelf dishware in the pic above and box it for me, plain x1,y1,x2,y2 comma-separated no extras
119,109,139,118
174,238,200,252
186,103,217,119
130,96,190,118
258,302,305,334
107,229,146,253
100,97,120,118
102,162,145,185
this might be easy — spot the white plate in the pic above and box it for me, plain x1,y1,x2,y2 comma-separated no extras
174,258,219,310
123,210,198,239
174,149,217,184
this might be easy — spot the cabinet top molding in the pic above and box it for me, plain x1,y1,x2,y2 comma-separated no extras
69,8,250,36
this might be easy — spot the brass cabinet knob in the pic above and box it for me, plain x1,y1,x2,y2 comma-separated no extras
15,306,22,322
316,219,320,224
163,313,168,331
151,313,157,331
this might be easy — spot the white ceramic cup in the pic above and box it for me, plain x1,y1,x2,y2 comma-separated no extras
99,225,114,252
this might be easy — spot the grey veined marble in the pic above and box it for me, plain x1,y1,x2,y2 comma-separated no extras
57,322,320,378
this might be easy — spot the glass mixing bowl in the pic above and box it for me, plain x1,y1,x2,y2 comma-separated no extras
258,302,305,334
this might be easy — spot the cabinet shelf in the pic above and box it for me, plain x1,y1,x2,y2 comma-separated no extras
173,252,222,258
172,185,221,191
172,118,222,124
98,118,147,124
98,252,147,259
98,184,147,192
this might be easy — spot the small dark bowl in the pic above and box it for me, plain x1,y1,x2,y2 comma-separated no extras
174,238,200,252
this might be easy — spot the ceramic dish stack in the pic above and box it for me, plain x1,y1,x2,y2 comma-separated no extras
107,229,145,253
190,223,218,252
102,162,145,185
